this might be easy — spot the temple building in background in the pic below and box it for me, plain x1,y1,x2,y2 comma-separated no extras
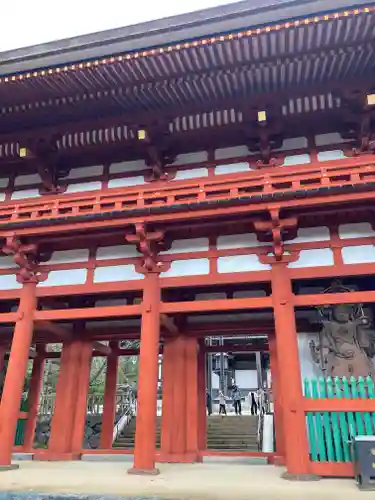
0,0,374,480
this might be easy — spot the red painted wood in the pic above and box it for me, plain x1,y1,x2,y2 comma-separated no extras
100,342,119,449
129,272,161,474
271,263,310,476
23,350,45,451
0,282,37,466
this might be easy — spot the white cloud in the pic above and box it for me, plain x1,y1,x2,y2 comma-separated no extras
0,0,239,52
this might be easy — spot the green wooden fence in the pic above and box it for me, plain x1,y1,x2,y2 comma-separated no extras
303,376,375,462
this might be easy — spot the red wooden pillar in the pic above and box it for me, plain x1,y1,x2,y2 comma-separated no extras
23,347,46,451
271,262,311,478
71,340,93,454
48,339,81,460
170,335,187,459
0,344,7,379
128,272,161,475
160,337,175,458
0,281,37,468
100,342,119,449
185,336,199,461
197,340,206,453
268,333,285,464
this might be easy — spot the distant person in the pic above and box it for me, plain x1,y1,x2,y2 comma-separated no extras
218,390,227,415
250,391,258,415
206,389,212,416
231,385,242,415
257,388,265,414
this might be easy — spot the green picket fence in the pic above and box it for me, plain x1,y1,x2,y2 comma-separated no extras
303,376,375,463
14,398,28,446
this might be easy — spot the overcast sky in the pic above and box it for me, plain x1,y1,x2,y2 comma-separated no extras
0,0,239,52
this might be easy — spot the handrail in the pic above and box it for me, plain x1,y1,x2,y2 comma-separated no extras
112,392,136,444
0,156,374,227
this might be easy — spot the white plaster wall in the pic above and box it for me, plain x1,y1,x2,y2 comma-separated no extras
338,222,375,239
276,137,308,152
217,233,261,249
108,176,145,189
161,238,209,254
283,154,311,166
298,332,321,383
109,160,148,174
0,256,17,269
47,249,89,265
286,226,331,244
288,248,334,268
173,167,208,180
11,189,40,200
66,181,102,193
215,145,250,160
66,165,103,179
96,245,140,259
317,150,346,162
93,265,144,283
14,173,42,186
217,254,271,273
235,370,258,390
215,162,251,175
160,258,210,277
0,274,21,290
342,245,375,264
173,151,207,166
38,269,87,287
315,132,345,146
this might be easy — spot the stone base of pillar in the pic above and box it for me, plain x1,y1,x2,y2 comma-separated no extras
34,452,81,461
270,455,285,466
0,464,19,471
158,452,199,463
127,467,160,475
281,472,321,481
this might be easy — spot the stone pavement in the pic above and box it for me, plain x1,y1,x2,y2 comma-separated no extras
0,461,373,500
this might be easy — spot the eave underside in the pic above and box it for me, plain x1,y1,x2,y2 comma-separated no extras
0,7,373,136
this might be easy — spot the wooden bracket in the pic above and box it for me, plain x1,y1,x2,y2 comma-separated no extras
1,236,46,283
126,223,166,273
20,136,66,194
254,210,297,260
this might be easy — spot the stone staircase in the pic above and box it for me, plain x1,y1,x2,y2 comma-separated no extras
207,415,258,451
113,415,258,451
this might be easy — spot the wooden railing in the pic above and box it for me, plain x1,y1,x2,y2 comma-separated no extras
1,157,374,227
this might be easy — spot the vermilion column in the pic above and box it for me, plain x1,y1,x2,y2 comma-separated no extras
268,333,285,463
160,337,175,458
48,339,81,459
185,336,198,461
271,263,310,478
170,335,187,459
128,271,161,475
0,281,37,468
71,340,93,454
197,340,206,453
23,347,45,451
0,344,7,379
100,342,119,449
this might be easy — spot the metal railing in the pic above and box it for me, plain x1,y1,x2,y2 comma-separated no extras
38,392,132,416
112,392,136,444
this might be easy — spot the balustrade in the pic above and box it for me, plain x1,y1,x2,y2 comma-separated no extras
0,157,373,228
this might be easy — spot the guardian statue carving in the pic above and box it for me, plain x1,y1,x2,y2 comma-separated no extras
309,281,375,378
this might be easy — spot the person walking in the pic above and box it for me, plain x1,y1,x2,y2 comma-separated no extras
250,391,258,415
218,390,227,415
232,385,242,415
206,389,212,416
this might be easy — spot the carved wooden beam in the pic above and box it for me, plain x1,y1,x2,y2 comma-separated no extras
160,314,178,335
